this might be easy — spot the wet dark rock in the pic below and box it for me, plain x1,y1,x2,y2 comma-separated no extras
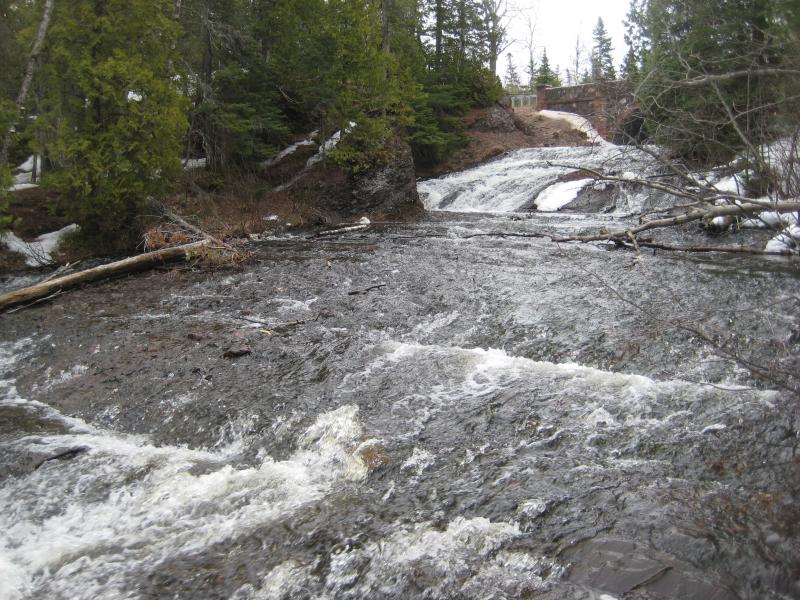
34,446,90,470
560,182,619,213
223,345,252,359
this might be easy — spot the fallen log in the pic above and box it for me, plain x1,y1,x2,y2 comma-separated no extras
551,200,800,243
0,240,210,313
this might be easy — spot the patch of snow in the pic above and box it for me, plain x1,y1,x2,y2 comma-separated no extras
534,178,593,212
538,110,607,144
305,122,357,168
12,170,32,186
182,157,207,170
8,183,39,192
17,156,35,172
712,174,745,195
2,224,79,267
740,211,798,229
262,135,318,168
765,224,800,254
711,216,731,229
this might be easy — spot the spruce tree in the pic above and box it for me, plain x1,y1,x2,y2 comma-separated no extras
638,0,799,163
41,0,187,249
535,50,561,87
504,54,521,93
591,17,616,80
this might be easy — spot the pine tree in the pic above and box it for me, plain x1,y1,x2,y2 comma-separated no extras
504,53,521,92
620,46,640,80
622,0,647,76
591,17,616,80
40,0,187,249
638,0,800,163
535,49,561,87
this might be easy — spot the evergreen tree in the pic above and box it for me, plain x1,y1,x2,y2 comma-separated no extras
40,0,187,249
535,50,561,87
622,0,648,76
591,17,616,80
504,53,521,92
638,0,799,163
620,46,640,80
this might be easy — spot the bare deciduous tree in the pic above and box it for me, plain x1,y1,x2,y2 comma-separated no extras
0,0,55,172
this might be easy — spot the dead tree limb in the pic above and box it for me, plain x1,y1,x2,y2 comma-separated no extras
551,200,800,244
0,240,210,313
620,240,794,256
148,199,225,246
0,0,55,171
314,223,370,237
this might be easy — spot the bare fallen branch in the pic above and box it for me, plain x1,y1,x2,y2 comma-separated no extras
149,199,225,246
552,201,800,244
347,284,387,295
314,223,370,237
620,240,794,256
0,240,210,313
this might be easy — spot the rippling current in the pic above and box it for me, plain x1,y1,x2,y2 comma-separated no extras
1,147,799,600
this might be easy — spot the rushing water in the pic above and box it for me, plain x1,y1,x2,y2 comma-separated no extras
1,148,799,600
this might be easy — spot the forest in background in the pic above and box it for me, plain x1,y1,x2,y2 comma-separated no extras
0,0,798,250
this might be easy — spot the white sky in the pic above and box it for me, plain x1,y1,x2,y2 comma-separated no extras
501,0,630,83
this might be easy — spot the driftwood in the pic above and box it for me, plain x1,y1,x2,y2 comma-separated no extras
550,200,800,244
314,223,370,237
0,240,210,313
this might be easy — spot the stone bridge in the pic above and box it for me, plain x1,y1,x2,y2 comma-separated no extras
534,80,642,142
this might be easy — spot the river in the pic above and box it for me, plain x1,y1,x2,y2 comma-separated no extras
1,147,799,599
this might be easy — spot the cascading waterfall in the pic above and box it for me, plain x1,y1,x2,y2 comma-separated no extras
419,145,661,213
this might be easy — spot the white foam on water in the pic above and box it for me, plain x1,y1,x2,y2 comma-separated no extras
418,145,657,213
377,341,779,439
401,447,435,475
0,395,369,599
323,516,560,598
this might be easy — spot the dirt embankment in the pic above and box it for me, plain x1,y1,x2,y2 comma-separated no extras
417,105,592,178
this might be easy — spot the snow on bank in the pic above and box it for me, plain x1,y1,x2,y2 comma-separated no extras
182,157,207,170
765,224,800,254
2,224,78,267
262,134,318,169
534,178,593,212
7,155,40,191
306,122,357,168
538,110,607,144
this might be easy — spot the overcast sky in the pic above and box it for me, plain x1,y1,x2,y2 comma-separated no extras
501,0,630,83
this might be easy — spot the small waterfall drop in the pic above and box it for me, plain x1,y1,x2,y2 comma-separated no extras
418,145,659,213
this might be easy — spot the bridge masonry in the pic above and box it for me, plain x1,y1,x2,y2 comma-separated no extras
535,81,637,141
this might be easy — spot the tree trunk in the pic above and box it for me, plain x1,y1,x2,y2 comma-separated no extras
0,0,55,172
434,0,444,65
0,241,210,313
